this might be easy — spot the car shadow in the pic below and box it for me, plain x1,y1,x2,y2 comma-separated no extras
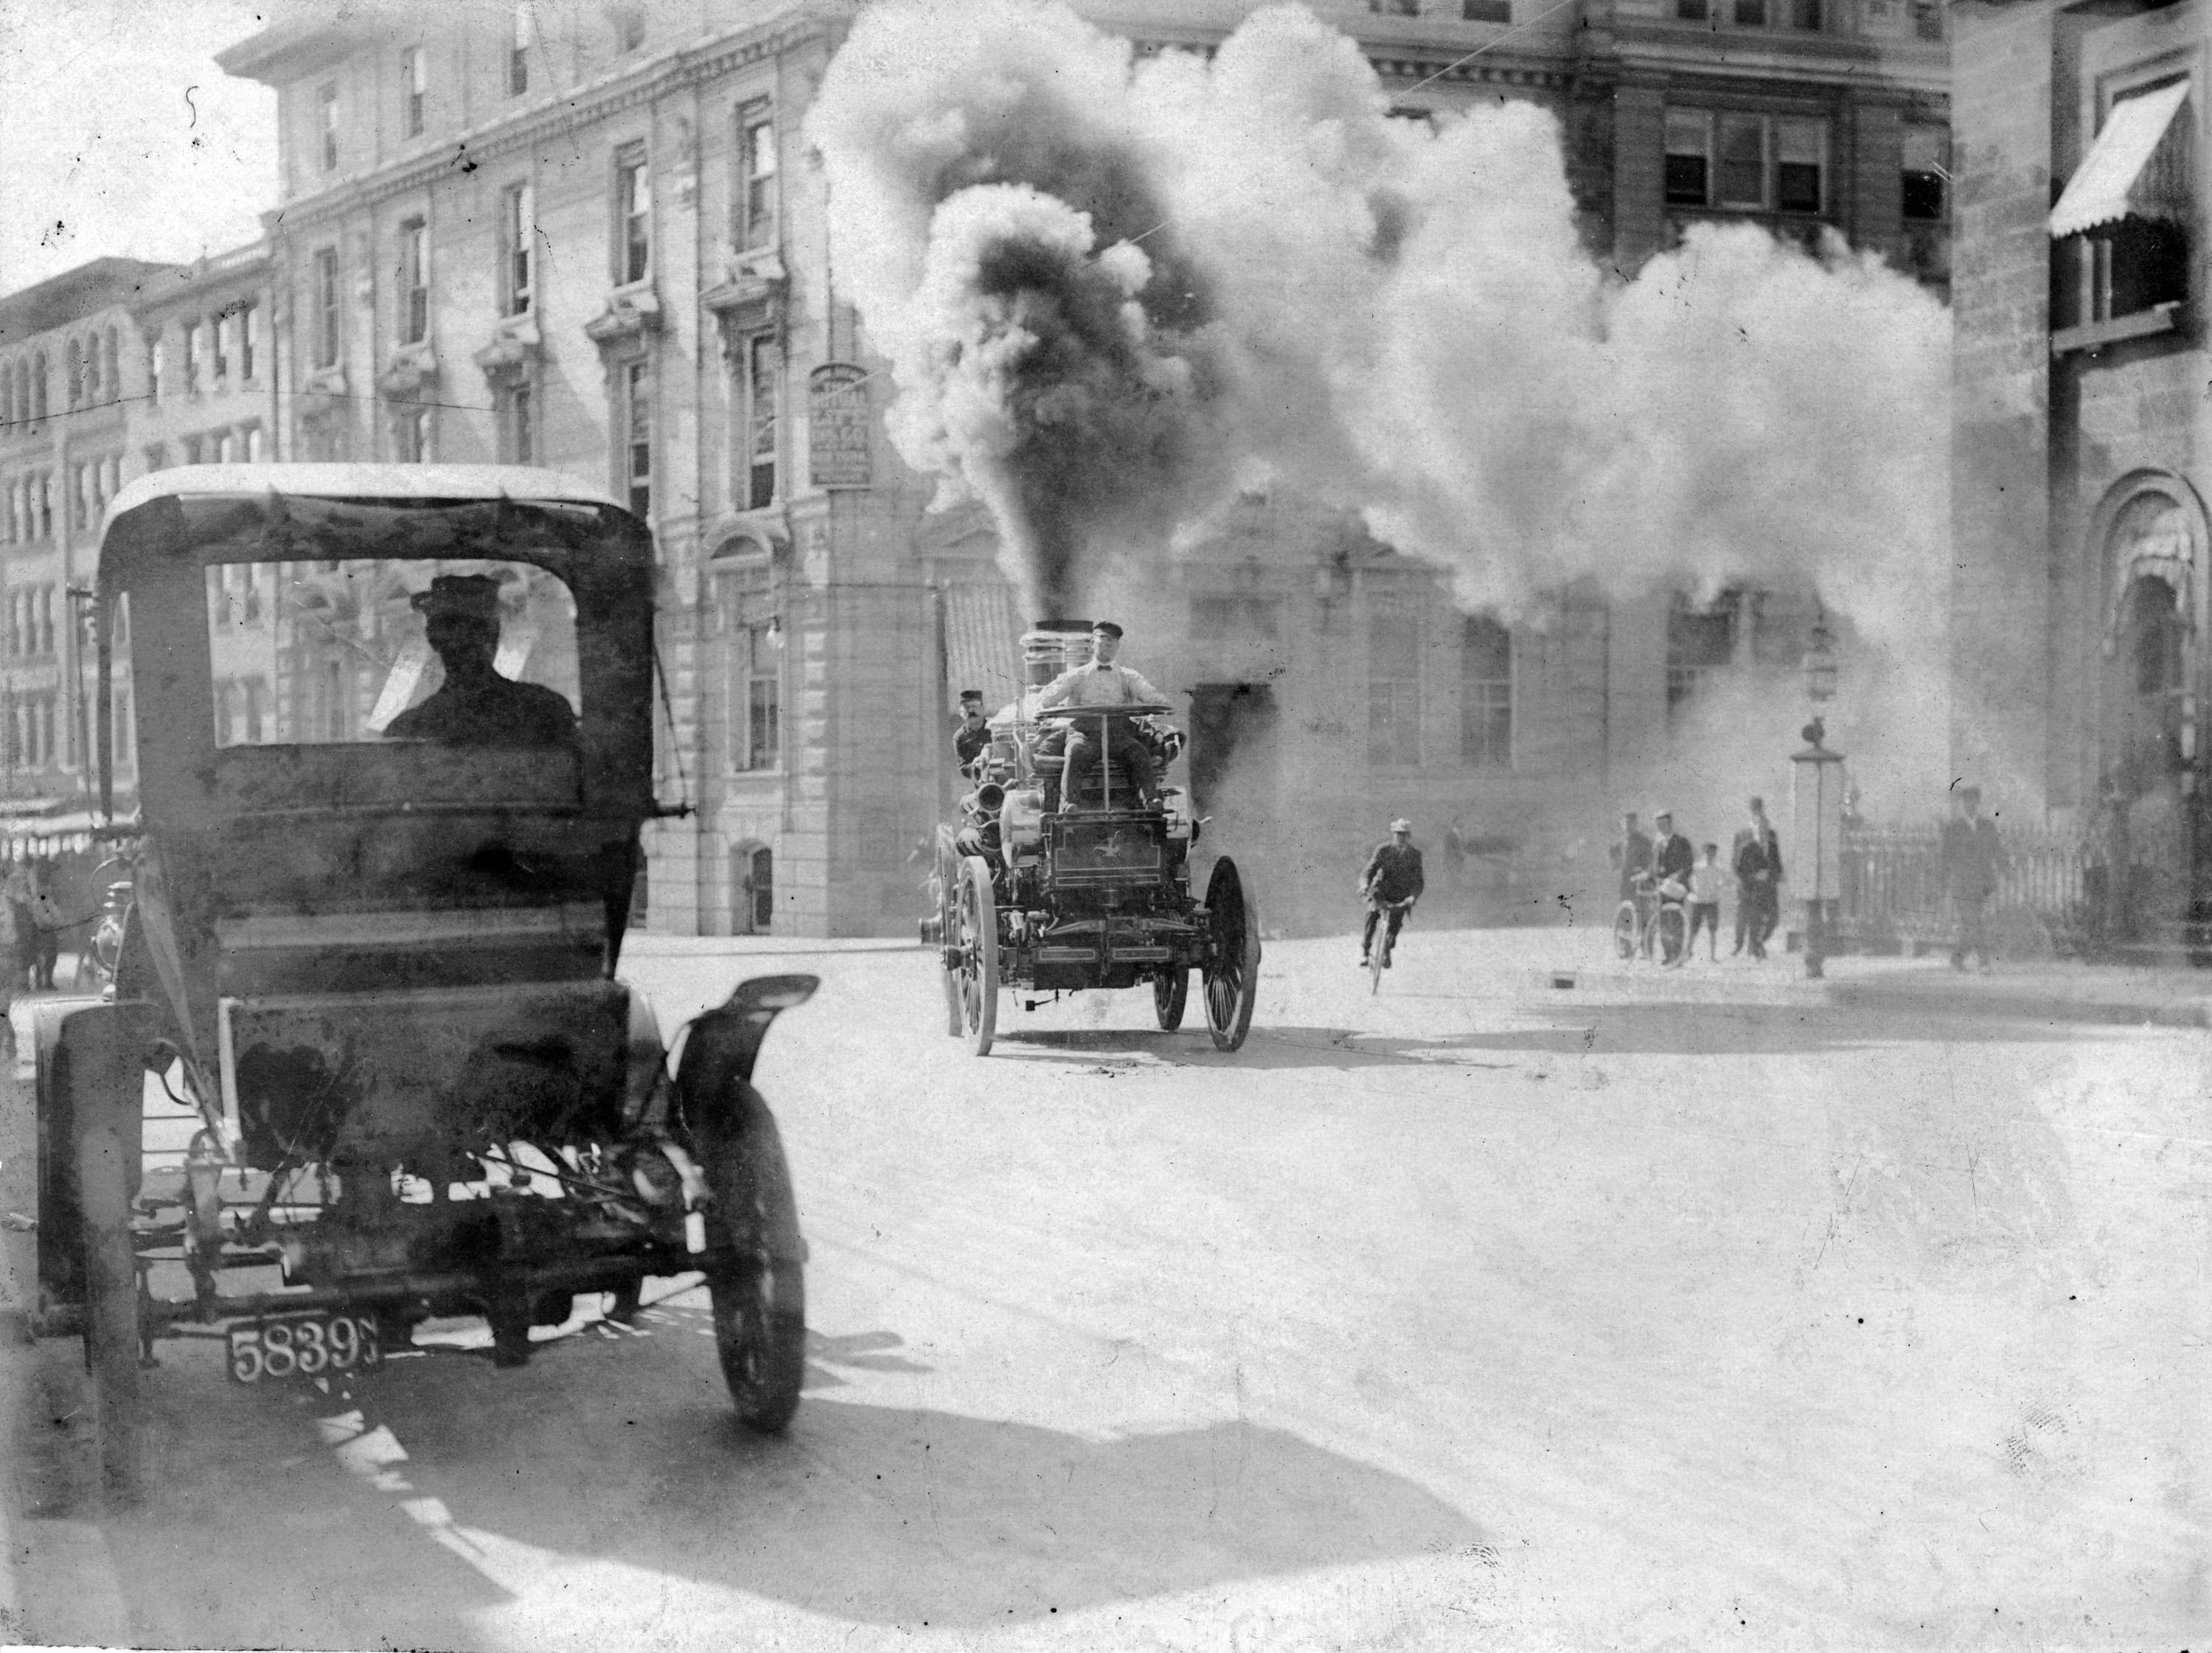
58,1334,1484,1644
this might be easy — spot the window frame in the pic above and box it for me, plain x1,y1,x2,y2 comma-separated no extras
615,144,651,286
313,247,342,369
736,102,779,251
1663,106,1827,218
401,46,426,138
621,358,652,518
510,2,533,95
741,332,780,512
397,216,430,347
501,181,535,316
319,82,340,173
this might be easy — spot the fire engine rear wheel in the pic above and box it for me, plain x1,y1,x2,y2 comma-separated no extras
700,1083,807,1434
1153,968,1189,1031
936,870,964,1036
1201,858,1261,1053
957,856,998,1057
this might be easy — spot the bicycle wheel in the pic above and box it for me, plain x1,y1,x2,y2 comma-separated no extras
1612,900,1638,961
1656,903,1687,967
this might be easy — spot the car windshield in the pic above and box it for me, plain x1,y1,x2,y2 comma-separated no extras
206,557,580,748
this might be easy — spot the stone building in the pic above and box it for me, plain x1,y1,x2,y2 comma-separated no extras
192,0,1954,936
0,257,181,835
1950,0,2204,944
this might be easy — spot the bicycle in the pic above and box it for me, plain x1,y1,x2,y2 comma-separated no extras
1612,875,1687,967
1365,895,1415,994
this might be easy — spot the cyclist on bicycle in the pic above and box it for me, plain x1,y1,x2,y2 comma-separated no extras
1359,818,1425,969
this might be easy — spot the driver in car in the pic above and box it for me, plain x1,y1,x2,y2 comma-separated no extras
1036,620,1173,810
383,574,577,748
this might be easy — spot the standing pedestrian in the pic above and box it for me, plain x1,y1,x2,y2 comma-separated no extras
1732,797,1783,960
1612,812,1653,903
1688,843,1725,961
1941,784,2004,972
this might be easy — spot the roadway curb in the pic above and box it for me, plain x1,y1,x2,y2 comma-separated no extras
1523,965,2212,1028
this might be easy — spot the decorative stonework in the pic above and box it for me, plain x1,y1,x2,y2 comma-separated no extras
375,341,437,399
297,363,349,418
584,285,663,348
473,314,543,381
703,254,787,348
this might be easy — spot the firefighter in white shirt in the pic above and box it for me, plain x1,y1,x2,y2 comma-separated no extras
1037,620,1175,810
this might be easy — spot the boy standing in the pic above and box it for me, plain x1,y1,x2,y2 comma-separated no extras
1688,843,1725,961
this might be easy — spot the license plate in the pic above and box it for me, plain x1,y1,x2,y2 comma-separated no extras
226,1312,383,1384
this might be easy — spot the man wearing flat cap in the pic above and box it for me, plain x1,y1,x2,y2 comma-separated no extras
384,574,577,748
1359,818,1424,968
1036,620,1175,810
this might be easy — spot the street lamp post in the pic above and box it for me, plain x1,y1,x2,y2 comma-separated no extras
1792,617,1843,978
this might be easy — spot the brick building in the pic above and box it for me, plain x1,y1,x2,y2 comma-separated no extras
175,0,1955,935
1950,0,2204,944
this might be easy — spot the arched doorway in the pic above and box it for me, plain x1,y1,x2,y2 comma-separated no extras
731,843,773,935
2094,480,2210,947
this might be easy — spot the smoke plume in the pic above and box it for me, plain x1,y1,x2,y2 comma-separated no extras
809,0,1950,731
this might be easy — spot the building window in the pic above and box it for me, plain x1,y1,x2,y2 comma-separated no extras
501,182,535,316
103,327,119,400
737,105,778,249
35,473,50,537
183,320,204,392
2053,81,2192,330
31,353,45,422
510,3,534,94
244,425,265,463
1666,109,1824,215
729,622,780,770
147,335,162,403
394,406,431,462
214,313,232,383
1667,591,1737,714
313,247,341,368
622,359,651,516
1368,605,1421,767
1461,616,1512,768
1368,0,1420,12
742,334,779,510
38,587,54,656
613,6,646,50
83,334,101,402
398,218,428,346
1674,0,1708,17
1462,0,1510,17
501,380,535,464
319,83,339,172
616,145,650,285
1664,109,1711,206
65,338,81,408
401,47,425,137
239,303,258,379
1910,1,1943,41
181,434,203,466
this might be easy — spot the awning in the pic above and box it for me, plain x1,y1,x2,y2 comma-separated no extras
2050,80,2193,239
941,582,1026,714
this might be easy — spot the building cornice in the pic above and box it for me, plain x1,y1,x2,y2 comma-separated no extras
272,15,835,233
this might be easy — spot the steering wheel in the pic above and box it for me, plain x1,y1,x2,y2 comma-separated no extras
1034,703,1174,720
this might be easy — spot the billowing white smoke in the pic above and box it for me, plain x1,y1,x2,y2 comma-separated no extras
810,0,1951,802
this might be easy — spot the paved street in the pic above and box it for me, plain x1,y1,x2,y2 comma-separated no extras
5,925,2209,1651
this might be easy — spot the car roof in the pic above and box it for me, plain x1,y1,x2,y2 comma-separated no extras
105,463,623,520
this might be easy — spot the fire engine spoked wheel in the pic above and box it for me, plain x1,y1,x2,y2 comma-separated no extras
956,855,998,1057
699,1082,807,1435
1153,967,1189,1031
1201,857,1261,1053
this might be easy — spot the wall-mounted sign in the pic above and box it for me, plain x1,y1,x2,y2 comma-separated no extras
808,363,872,489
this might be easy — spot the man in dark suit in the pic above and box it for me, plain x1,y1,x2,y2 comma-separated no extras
1651,810,1694,889
1613,812,1653,903
1940,784,2004,971
1732,796,1783,959
953,689,991,773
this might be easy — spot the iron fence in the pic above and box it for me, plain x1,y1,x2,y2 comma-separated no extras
1835,821,2086,953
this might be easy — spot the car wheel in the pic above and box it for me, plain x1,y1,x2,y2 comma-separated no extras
698,1084,807,1434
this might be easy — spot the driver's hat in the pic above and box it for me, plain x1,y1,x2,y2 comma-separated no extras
959,686,984,704
1091,619,1124,638
1390,817,1412,834
412,574,504,626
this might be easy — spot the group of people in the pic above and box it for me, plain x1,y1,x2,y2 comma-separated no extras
1615,798,1785,961
950,619,1177,811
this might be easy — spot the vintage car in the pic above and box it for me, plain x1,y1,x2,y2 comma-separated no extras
922,622,1261,1057
32,465,813,1494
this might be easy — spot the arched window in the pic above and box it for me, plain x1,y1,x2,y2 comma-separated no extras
83,332,100,402
103,328,119,403
64,339,81,408
32,353,46,421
